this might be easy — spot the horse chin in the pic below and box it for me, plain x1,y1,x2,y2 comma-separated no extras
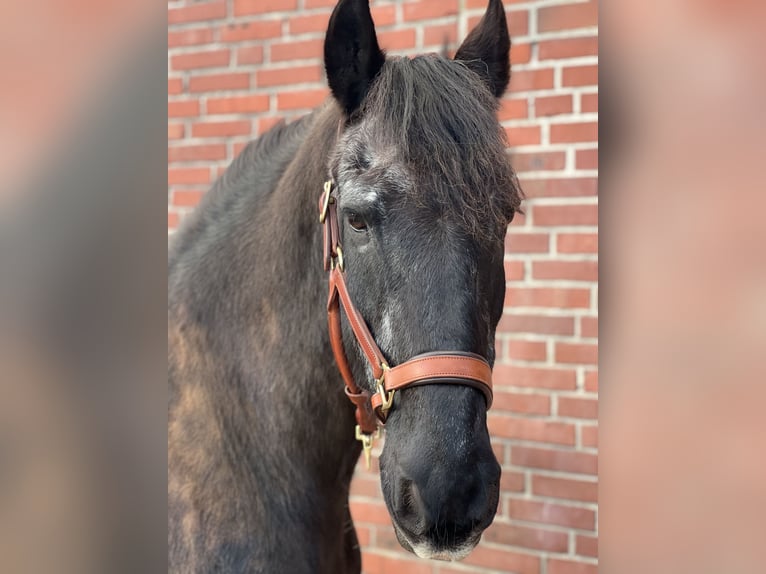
391,521,480,562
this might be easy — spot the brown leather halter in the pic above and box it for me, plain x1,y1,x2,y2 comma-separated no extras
319,180,494,467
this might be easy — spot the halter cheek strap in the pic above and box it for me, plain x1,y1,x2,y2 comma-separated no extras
319,180,494,468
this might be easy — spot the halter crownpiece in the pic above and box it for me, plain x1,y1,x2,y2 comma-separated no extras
319,180,494,468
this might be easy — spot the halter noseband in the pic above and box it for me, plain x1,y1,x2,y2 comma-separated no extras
319,180,494,468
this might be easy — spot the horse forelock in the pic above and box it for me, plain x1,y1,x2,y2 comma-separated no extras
347,55,523,243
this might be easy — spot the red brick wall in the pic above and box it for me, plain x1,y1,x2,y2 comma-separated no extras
168,1,598,572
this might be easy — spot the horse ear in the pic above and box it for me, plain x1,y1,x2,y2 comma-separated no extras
324,0,385,116
454,0,511,98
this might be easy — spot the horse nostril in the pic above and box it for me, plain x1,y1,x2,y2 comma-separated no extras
396,477,419,522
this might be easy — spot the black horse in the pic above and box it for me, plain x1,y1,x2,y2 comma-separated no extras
168,0,523,571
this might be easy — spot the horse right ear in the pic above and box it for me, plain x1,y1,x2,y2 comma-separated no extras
324,0,385,117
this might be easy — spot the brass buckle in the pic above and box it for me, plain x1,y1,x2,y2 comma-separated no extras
330,245,344,272
355,425,380,470
376,363,395,416
319,180,334,223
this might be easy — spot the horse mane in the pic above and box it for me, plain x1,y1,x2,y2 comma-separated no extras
169,115,314,275
359,55,524,242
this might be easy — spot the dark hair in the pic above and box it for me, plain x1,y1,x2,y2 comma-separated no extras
361,55,523,242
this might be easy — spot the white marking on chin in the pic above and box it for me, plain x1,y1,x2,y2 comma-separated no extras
411,541,476,562
393,522,479,562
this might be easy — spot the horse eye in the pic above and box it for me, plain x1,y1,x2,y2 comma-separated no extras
347,212,367,232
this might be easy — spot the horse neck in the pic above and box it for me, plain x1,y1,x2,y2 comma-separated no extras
242,105,362,486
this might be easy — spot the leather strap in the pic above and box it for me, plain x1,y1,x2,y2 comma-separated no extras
319,181,494,435
372,354,493,409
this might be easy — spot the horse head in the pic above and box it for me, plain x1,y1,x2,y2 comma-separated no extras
323,0,522,560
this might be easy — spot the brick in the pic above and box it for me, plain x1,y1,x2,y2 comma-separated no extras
168,28,214,48
563,65,598,87
489,416,575,445
192,120,252,138
505,126,541,146
512,446,598,475
171,49,230,71
532,261,598,281
349,500,391,526
234,0,298,17
520,178,598,198
498,314,575,336
168,144,227,163
555,342,598,365
304,0,336,7
505,232,550,253
493,390,550,415
423,23,458,47
207,95,270,114
577,148,598,170
548,559,598,574
168,212,179,229
219,21,283,43
499,97,529,120
539,37,598,60
277,89,329,110
168,1,226,25
584,370,598,392
362,553,433,574
511,42,532,65
168,100,200,118
505,287,591,308
377,29,417,51
511,151,566,172
168,78,183,95
188,72,250,93
500,470,526,491
271,39,323,62
510,68,555,92
493,365,577,390
349,475,380,498
580,316,598,338
504,260,526,280
289,13,330,34
256,65,322,87
559,397,598,419
536,94,573,117
462,545,540,574
581,92,599,113
370,5,396,27
581,425,598,448
508,498,596,530
507,340,547,362
557,233,598,254
539,1,598,33
484,522,568,552
172,190,205,208
237,46,264,65
533,204,598,227
577,534,599,557
403,0,458,22
168,123,184,140
532,475,598,501
551,122,598,143
168,168,210,185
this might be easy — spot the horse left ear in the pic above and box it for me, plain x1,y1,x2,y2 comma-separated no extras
454,0,511,98
324,0,386,117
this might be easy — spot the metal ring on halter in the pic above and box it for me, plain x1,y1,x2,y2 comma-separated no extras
375,363,395,415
